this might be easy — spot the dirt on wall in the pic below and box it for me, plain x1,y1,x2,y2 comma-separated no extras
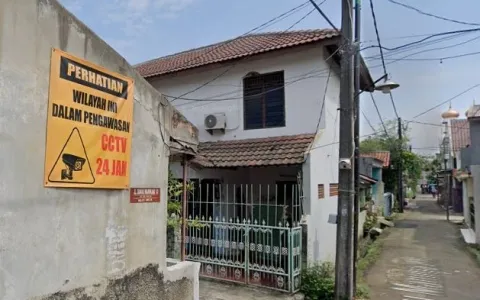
39,264,193,300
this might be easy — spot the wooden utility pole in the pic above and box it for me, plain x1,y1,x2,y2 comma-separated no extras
398,117,404,213
353,0,362,295
334,0,355,298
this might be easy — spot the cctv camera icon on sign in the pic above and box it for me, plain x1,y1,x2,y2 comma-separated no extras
61,153,86,180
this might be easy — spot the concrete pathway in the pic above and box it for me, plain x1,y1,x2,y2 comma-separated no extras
199,279,301,300
367,195,480,300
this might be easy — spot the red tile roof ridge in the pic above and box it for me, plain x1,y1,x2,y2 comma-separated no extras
199,133,316,145
135,29,339,78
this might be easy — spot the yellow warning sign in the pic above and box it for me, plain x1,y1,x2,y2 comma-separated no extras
44,49,134,189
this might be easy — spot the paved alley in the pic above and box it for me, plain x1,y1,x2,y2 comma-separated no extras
367,195,480,300
199,279,301,300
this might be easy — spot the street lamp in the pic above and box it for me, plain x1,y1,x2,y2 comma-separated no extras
441,104,459,222
374,78,400,94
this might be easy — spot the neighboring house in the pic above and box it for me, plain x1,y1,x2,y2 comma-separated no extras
457,106,480,244
442,119,470,212
357,157,384,239
136,29,374,292
359,156,384,206
451,119,470,168
360,151,390,203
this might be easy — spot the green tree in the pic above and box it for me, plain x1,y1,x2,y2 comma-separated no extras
360,119,424,195
423,155,441,184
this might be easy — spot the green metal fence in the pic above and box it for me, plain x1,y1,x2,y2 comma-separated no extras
181,182,303,293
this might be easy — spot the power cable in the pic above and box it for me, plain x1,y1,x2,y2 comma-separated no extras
388,92,399,119
361,109,377,133
168,2,325,103
387,0,480,27
172,44,343,109
360,28,480,52
369,0,400,120
368,0,387,75
310,131,382,150
412,83,480,119
166,33,480,106
361,28,480,44
367,34,480,62
365,31,476,60
308,0,339,33
167,29,480,104
307,67,332,154
380,50,480,62
166,1,314,102
369,93,389,136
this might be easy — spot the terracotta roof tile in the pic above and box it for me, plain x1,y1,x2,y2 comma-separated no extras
191,134,315,168
451,119,470,152
135,29,339,78
361,151,390,167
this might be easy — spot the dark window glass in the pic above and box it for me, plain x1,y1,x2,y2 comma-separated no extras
243,71,285,130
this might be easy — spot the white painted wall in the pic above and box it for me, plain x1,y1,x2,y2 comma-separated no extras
149,44,336,142
304,70,340,263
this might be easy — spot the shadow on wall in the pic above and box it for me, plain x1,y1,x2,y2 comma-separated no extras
314,228,320,262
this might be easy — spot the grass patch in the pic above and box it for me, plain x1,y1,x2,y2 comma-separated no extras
355,228,391,299
466,243,480,266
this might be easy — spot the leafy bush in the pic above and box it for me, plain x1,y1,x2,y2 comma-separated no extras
300,262,335,300
363,212,378,233
167,170,204,229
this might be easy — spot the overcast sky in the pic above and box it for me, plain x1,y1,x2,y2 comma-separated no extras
60,0,480,155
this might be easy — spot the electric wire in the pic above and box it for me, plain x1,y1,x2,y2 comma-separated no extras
388,92,399,119
307,67,332,154
167,30,480,104
365,31,477,61
361,109,377,133
361,28,480,52
308,0,339,32
380,50,480,62
166,0,315,102
387,0,480,27
367,34,480,62
369,0,400,120
173,44,343,109
412,83,480,119
361,28,480,44
368,0,387,76
369,93,389,136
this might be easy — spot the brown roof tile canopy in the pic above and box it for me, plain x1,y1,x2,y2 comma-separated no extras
135,29,373,90
191,133,315,168
361,151,390,167
451,119,470,152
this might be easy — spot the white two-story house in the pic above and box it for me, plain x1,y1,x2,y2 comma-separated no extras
136,29,374,292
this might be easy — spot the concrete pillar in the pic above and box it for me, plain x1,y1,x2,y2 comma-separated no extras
463,181,471,228
470,165,480,242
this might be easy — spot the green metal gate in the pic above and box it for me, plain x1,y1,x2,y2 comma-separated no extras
182,182,303,293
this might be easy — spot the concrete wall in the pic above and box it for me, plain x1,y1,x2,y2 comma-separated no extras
304,66,340,264
463,180,471,228
149,44,337,142
469,166,480,243
0,0,198,299
469,120,480,148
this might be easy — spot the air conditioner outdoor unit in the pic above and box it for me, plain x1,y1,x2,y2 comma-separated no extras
204,113,226,133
